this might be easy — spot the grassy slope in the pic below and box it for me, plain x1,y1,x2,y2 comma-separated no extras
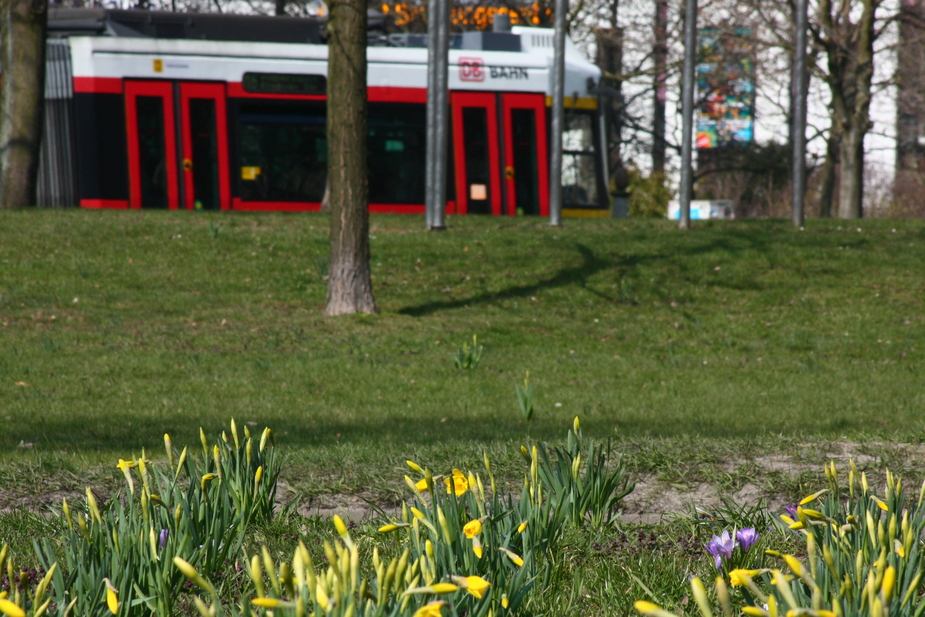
0,211,923,496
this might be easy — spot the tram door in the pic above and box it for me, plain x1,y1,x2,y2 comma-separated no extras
500,93,549,217
125,81,179,209
179,83,231,210
451,92,502,215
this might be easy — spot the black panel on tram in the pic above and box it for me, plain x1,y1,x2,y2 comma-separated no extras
189,99,219,210
510,108,539,215
462,107,491,215
135,96,169,209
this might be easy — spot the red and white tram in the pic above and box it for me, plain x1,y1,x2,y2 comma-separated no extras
36,9,610,216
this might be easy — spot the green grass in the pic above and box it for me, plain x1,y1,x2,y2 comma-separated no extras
0,212,923,496
0,211,922,614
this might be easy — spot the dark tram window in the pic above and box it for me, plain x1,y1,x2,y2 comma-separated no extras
367,103,426,205
189,98,219,210
242,73,327,95
510,108,539,215
461,107,491,214
236,100,327,202
136,96,168,209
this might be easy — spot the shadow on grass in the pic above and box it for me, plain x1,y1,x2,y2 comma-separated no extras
397,228,828,317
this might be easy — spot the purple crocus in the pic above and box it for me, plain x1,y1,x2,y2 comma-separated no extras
159,529,169,549
705,530,737,569
785,504,798,519
736,527,760,553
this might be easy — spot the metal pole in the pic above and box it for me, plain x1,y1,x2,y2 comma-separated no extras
792,0,808,227
432,0,449,230
678,0,697,230
549,0,567,226
425,0,438,228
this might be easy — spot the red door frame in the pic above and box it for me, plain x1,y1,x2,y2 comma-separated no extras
451,91,502,216
179,82,231,211
501,93,550,217
124,81,180,210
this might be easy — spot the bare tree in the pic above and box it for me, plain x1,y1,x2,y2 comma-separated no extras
325,0,377,315
815,0,881,218
0,0,47,208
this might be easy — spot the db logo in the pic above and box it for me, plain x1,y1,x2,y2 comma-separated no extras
460,57,485,82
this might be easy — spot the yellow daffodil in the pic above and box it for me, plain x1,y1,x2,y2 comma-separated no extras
895,539,905,557
0,599,26,617
634,601,662,614
416,478,430,492
430,583,459,594
445,469,469,496
413,601,447,617
883,566,896,603
379,523,410,533
517,521,528,533
799,489,827,505
472,536,483,559
872,496,889,511
729,569,761,587
200,473,216,491
252,598,282,608
502,594,510,609
407,460,424,473
500,547,524,567
103,578,118,615
411,507,426,520
782,555,803,577
333,515,349,538
452,575,490,599
116,459,135,494
463,519,482,538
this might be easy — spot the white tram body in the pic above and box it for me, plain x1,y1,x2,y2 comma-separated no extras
34,10,609,216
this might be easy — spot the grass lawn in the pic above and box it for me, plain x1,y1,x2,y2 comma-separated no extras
0,211,923,614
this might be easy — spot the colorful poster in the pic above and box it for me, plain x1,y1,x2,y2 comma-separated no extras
696,28,755,148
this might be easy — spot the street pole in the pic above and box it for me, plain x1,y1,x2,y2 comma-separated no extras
425,0,438,229
792,0,808,227
549,0,567,226
432,0,449,230
678,0,697,230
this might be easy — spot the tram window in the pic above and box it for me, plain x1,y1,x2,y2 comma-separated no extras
243,73,327,96
562,111,598,207
462,107,492,214
236,101,327,202
368,103,426,205
510,108,539,215
136,96,169,209
189,99,219,210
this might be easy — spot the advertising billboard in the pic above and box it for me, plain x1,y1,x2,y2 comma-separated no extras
697,27,755,149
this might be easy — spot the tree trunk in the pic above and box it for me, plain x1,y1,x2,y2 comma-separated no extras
652,0,668,173
0,0,47,208
837,125,864,218
325,0,377,316
818,118,840,217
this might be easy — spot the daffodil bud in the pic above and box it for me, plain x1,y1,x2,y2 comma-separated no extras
690,577,713,617
246,438,253,467
175,446,188,480
260,427,272,452
61,498,73,528
251,554,265,598
164,434,174,467
199,427,208,456
573,416,580,434
230,418,240,448
86,488,102,525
